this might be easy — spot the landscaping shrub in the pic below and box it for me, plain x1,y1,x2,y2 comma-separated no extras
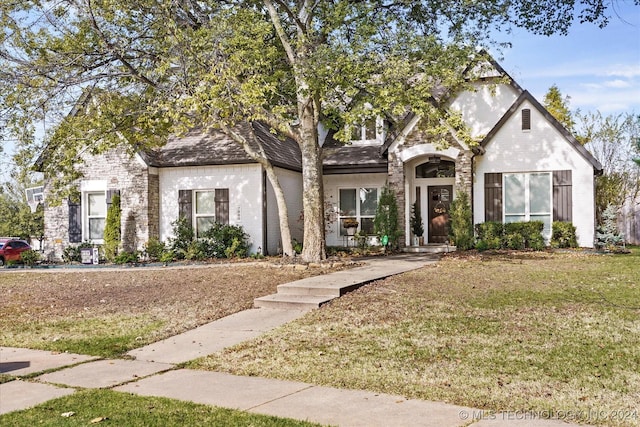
595,204,624,251
103,194,121,262
551,222,578,248
168,216,195,260
475,221,545,251
144,237,166,261
199,223,249,258
475,222,503,250
114,251,140,264
374,184,400,248
449,192,474,250
20,249,40,266
62,242,94,263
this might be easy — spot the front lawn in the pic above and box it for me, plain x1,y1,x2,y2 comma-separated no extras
190,249,640,426
0,389,322,427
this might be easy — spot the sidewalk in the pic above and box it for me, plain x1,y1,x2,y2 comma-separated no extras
1,255,576,426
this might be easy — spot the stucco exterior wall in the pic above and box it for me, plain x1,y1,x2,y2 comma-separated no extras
448,82,520,138
323,173,388,247
265,167,304,255
473,99,597,247
158,164,264,254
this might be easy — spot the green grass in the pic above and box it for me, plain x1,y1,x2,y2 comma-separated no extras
189,249,640,426
0,315,165,357
0,389,322,426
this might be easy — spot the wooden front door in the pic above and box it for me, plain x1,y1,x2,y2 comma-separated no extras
428,185,452,243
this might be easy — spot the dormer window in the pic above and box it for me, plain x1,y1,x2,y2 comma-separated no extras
348,116,385,145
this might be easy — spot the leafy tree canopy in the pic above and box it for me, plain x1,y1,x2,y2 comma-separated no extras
1,0,632,260
543,84,576,135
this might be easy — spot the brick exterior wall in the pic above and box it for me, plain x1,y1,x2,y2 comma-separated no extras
43,148,157,261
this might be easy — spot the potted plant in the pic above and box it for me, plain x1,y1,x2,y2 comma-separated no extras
410,201,424,245
343,218,359,236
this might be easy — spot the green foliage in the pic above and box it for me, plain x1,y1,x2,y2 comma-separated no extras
551,222,578,248
144,237,166,262
448,192,474,250
475,221,545,251
160,250,175,264
199,223,250,259
114,251,140,264
62,242,94,263
409,201,424,238
19,249,40,266
595,204,624,251
374,185,400,248
292,239,303,255
168,217,195,260
103,194,121,262
543,84,576,134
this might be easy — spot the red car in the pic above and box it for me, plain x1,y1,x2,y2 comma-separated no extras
0,238,32,266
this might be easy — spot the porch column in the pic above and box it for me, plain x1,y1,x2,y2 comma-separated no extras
388,152,406,248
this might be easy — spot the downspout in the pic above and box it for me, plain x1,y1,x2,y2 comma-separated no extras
262,169,268,256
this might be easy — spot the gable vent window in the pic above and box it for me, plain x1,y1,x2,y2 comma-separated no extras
522,108,531,131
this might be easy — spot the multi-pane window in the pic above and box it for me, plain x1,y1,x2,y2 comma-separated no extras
339,188,378,236
86,192,106,240
348,117,385,144
504,172,552,236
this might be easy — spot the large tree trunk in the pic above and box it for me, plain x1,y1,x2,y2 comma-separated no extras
263,164,294,257
298,104,326,262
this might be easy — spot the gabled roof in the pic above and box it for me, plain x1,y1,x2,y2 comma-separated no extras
145,122,302,172
479,90,603,174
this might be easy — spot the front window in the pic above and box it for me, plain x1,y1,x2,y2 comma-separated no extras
195,190,216,237
415,158,456,178
504,172,552,236
86,192,106,240
339,188,378,236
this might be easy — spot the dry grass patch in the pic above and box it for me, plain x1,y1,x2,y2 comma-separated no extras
191,250,640,426
0,263,346,357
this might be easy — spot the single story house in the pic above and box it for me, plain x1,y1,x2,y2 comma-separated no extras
42,59,602,259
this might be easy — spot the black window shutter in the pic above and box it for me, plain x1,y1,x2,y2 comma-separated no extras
215,188,230,225
553,170,572,222
484,173,503,222
522,109,531,130
178,190,193,226
68,197,82,243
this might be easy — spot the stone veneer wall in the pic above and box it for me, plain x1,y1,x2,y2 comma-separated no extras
43,147,154,261
388,124,474,248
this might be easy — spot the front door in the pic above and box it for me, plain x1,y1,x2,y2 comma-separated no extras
428,185,452,243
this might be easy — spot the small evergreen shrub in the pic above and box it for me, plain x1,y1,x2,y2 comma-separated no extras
144,237,166,261
449,192,474,250
199,223,249,258
114,251,140,264
374,184,400,248
103,194,121,262
595,204,624,251
475,222,504,250
168,216,195,260
551,222,578,248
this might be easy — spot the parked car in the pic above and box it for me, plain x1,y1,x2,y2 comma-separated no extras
0,238,32,266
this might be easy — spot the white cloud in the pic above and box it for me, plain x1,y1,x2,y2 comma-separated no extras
603,79,632,88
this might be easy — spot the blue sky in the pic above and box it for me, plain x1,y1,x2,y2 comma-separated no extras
497,2,640,115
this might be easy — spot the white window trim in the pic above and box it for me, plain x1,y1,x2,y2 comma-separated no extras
193,190,216,238
347,116,385,146
84,191,106,244
338,187,380,236
503,172,552,238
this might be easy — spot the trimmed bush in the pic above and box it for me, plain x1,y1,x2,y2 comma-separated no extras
20,249,40,266
144,237,166,261
374,184,400,248
475,221,546,251
449,192,474,250
551,222,578,248
114,251,140,264
168,216,195,260
103,194,121,262
199,223,249,259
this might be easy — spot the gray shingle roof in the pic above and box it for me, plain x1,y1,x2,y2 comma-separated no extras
146,122,302,171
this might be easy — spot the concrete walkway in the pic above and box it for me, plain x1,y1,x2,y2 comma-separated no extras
1,255,576,426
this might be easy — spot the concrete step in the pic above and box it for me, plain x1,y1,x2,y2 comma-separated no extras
276,281,361,297
254,294,335,310
402,244,456,254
